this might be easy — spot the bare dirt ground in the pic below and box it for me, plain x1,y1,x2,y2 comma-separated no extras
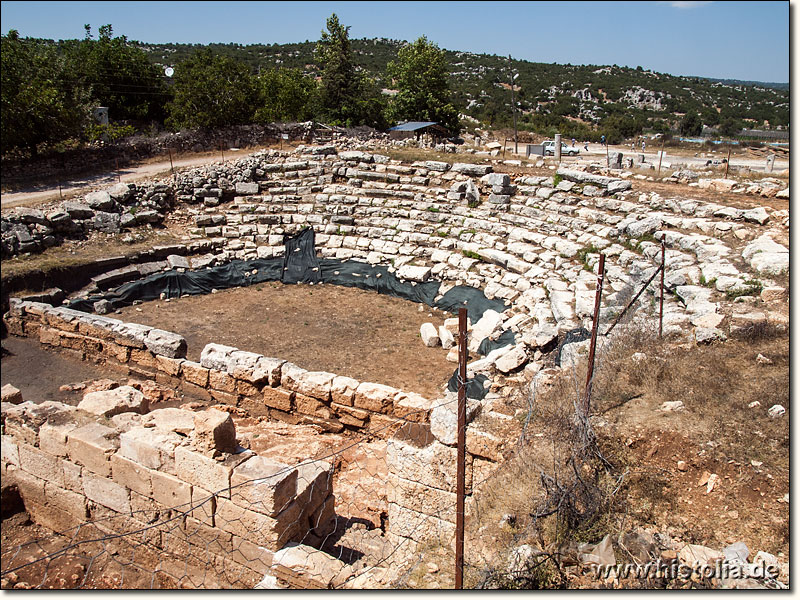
115,281,455,399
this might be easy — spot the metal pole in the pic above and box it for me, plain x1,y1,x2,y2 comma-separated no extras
59,184,63,200
115,158,121,183
455,307,467,589
604,262,663,337
584,254,605,416
657,138,665,175
168,148,175,174
220,143,225,163
659,240,666,338
725,147,731,178
605,139,610,170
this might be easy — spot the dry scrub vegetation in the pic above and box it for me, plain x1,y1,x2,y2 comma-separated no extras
407,316,788,589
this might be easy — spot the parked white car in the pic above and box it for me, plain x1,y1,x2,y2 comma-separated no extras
543,141,580,156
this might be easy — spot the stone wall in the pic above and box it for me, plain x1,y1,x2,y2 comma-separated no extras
3,299,437,436
0,397,333,587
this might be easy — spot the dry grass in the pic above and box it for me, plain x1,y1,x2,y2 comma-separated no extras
453,313,788,587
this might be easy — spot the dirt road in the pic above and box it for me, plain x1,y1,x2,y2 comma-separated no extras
1,152,244,210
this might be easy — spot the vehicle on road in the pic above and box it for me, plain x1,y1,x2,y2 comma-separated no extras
543,140,580,156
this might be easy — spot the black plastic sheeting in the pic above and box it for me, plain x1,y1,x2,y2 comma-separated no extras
447,370,490,400
478,329,517,356
432,285,507,325
554,327,591,367
283,228,322,284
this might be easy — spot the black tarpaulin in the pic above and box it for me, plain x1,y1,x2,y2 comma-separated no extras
433,285,509,325
478,329,517,356
446,369,490,400
282,228,322,284
319,260,441,306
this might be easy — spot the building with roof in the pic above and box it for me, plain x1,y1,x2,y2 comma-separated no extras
386,121,450,141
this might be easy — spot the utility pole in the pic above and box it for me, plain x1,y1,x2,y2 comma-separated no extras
509,55,518,155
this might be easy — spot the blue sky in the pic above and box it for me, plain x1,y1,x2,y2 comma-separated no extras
0,1,790,82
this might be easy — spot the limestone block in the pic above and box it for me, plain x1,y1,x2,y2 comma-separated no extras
429,397,481,446
83,472,131,513
209,368,238,394
272,543,349,588
1,384,23,404
192,409,238,453
354,382,398,413
44,481,88,521
216,498,300,551
1,435,20,467
420,323,440,347
330,376,359,406
175,445,252,498
292,371,335,401
144,328,187,359
252,357,286,387
182,360,210,387
78,385,148,418
39,420,80,457
151,469,193,509
386,438,472,493
67,422,120,477
118,426,183,472
110,453,153,497
141,408,196,435
494,344,528,374
295,393,334,419
230,456,298,516
466,428,505,462
200,343,238,371
18,443,64,486
387,473,456,521
295,461,334,513
397,264,432,282
263,388,294,411
112,321,151,349
438,326,455,350
386,502,455,545
280,362,308,391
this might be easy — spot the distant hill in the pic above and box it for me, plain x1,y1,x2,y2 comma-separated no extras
701,78,789,91
131,37,788,137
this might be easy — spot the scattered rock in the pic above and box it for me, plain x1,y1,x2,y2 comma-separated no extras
767,404,785,418
1,384,23,404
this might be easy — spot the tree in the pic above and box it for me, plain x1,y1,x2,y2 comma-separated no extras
165,49,258,130
718,117,741,138
314,14,383,127
76,24,167,122
1,30,90,155
679,111,703,136
255,68,316,124
386,36,459,133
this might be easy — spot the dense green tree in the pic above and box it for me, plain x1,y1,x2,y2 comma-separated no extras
718,117,741,138
314,14,384,127
1,30,90,155
679,111,703,136
254,68,316,123
165,49,258,130
386,36,459,133
77,25,167,122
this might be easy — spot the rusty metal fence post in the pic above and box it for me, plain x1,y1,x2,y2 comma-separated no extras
659,240,666,337
455,307,467,589
584,254,605,416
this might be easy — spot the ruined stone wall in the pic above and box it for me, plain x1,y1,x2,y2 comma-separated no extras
3,300,437,436
0,397,333,587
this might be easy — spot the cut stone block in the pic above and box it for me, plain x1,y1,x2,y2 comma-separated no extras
67,422,120,477
78,386,148,418
230,456,298,516
192,409,238,453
